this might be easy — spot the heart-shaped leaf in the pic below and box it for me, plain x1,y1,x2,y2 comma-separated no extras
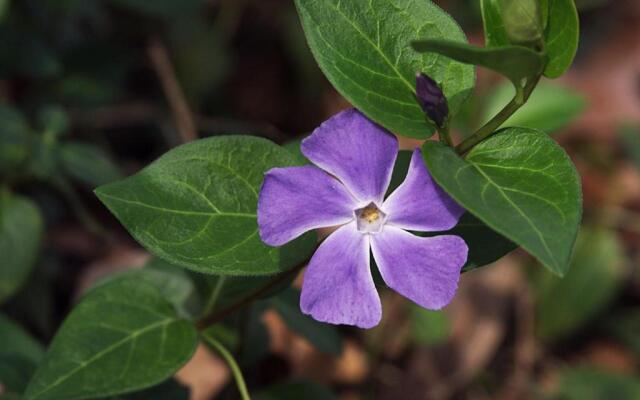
294,0,474,139
423,127,582,275
95,136,316,276
24,276,198,400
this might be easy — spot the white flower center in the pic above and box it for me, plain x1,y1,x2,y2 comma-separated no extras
354,202,387,234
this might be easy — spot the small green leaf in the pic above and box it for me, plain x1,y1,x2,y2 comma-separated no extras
295,0,475,139
412,40,544,84
0,105,33,176
481,0,510,47
59,142,123,187
0,191,43,304
544,0,579,78
255,379,337,400
38,106,69,139
24,276,198,400
410,306,449,345
271,289,343,355
482,81,586,134
423,128,582,275
534,227,623,341
0,313,44,364
95,136,315,276
550,368,640,400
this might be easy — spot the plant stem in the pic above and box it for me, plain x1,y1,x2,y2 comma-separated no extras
202,332,252,400
195,260,307,330
439,124,454,147
455,76,541,155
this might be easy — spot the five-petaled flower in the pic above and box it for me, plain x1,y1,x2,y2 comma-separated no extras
257,109,468,328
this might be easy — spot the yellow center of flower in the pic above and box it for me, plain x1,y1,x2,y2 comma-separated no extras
360,204,380,223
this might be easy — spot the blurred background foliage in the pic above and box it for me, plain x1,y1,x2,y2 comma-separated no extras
1,0,640,399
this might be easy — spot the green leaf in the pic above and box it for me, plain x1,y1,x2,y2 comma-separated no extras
412,40,544,84
95,136,315,276
544,0,579,78
450,213,517,272
24,276,198,400
59,142,123,187
0,105,33,176
410,306,449,345
0,191,43,303
38,106,69,139
294,0,474,139
534,227,623,341
271,289,343,355
283,138,309,166
98,260,198,319
482,81,586,134
423,127,582,275
481,0,510,47
550,368,640,400
255,379,337,400
0,313,44,364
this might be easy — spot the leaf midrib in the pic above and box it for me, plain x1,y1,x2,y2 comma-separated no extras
98,192,255,219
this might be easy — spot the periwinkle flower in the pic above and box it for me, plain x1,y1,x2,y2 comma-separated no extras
258,109,468,328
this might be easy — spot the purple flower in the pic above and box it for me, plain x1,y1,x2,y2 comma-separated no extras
258,109,468,328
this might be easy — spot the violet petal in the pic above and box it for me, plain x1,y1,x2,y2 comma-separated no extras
258,166,357,246
383,149,464,232
300,222,381,328
301,109,398,204
371,226,468,310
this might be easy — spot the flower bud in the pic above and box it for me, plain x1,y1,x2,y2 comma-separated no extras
498,0,544,46
415,73,448,128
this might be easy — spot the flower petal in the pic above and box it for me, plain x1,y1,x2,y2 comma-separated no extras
383,149,464,232
258,166,357,246
371,226,468,309
300,223,381,328
301,109,398,203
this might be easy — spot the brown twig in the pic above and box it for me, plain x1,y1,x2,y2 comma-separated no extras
147,36,198,143
195,260,308,330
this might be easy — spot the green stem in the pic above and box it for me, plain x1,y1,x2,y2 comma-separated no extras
202,277,226,316
438,124,454,147
202,332,251,400
455,76,541,155
195,260,307,330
